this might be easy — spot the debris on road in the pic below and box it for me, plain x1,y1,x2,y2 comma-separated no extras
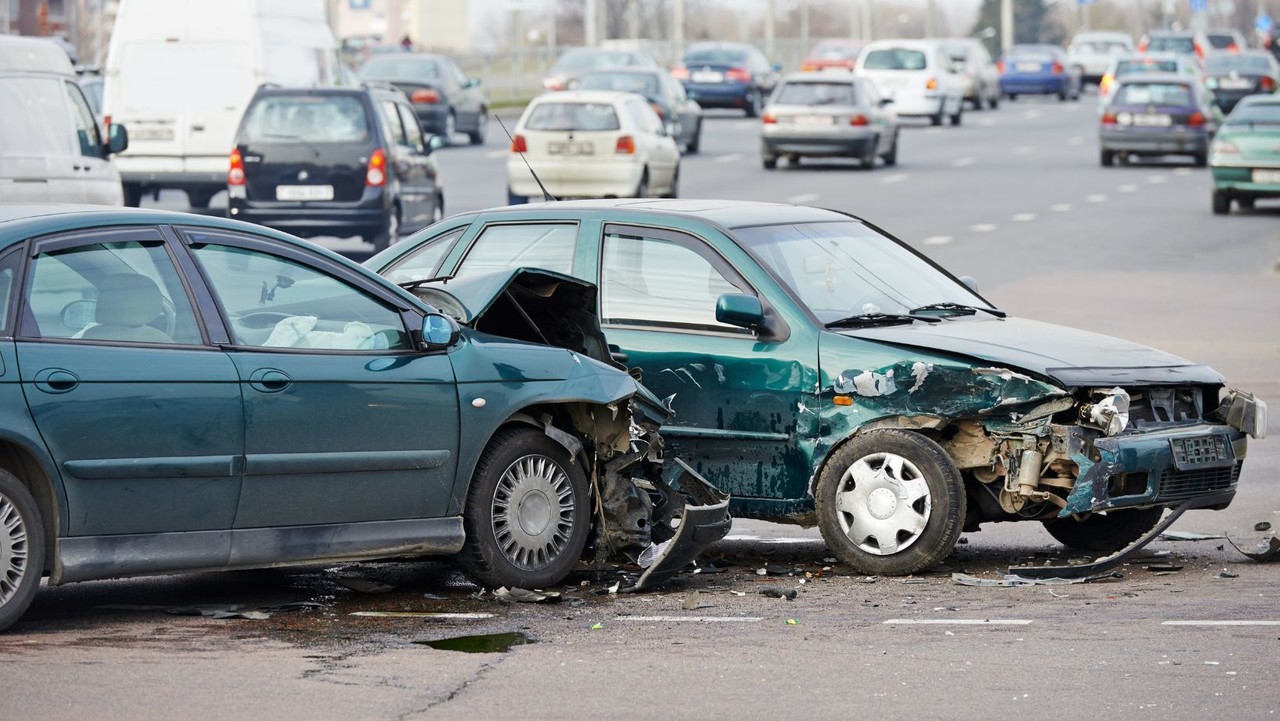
1255,522,1272,532
415,631,530,653
1217,570,1239,579
1144,563,1183,572
1159,531,1226,541
759,587,798,600
951,571,1122,587
349,611,494,619
165,605,270,620
494,587,561,603
682,592,712,610
334,578,397,594
1227,535,1280,562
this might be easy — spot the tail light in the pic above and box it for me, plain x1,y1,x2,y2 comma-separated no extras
1213,140,1240,155
1195,41,1205,59
849,114,869,126
1261,77,1277,91
649,102,665,120
925,77,938,90
670,66,689,80
725,67,752,83
1100,74,1113,94
1101,112,1117,126
410,88,440,104
510,134,527,153
615,135,636,154
228,148,245,185
365,148,387,187
542,76,566,91
1187,112,1206,127
1051,62,1064,75
762,112,777,124
1138,38,1149,52
801,62,818,71
995,60,1005,74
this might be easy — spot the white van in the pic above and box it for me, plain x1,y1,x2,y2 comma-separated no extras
856,39,966,126
0,36,128,205
103,0,345,208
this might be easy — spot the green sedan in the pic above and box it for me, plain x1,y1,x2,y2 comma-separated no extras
1210,94,1280,214
0,205,728,632
371,199,1267,579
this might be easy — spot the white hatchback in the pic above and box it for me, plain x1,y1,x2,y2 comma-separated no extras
856,39,966,126
507,91,680,203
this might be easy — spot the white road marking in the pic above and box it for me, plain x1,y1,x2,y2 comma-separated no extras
922,236,953,246
1118,184,1140,193
619,616,765,623
1086,194,1107,203
881,173,909,185
977,117,997,127
1023,110,1042,119
1066,136,1084,146
1012,213,1037,222
1050,203,1073,212
884,619,1033,625
485,150,508,159
1148,175,1168,184
970,223,997,232
1013,145,1034,155
1162,620,1280,626
951,157,976,167
716,153,744,163
786,193,820,204
1174,167,1192,175
923,127,944,134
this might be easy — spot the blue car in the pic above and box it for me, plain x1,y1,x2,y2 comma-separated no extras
999,44,1082,101
672,41,780,117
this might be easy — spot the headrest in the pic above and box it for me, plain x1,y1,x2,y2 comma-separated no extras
96,273,162,327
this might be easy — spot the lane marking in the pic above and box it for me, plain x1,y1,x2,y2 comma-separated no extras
951,157,976,168
1022,110,1042,119
1163,620,1280,626
485,150,508,159
922,236,953,246
1013,145,1034,155
1148,175,1168,184
1118,184,1140,193
884,619,1033,625
786,193,820,204
1086,194,1107,203
1174,167,1192,176
716,153,744,164
1066,136,1084,146
1050,203,1073,212
977,117,997,127
1012,213,1037,222
881,173,909,185
619,616,765,623
970,223,997,232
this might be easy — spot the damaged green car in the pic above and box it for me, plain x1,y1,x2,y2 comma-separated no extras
371,199,1267,576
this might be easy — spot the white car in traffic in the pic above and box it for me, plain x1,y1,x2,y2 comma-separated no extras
856,39,966,126
507,90,680,203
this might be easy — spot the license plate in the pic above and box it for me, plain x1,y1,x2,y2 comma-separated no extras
1016,62,1043,73
793,115,834,126
131,127,174,142
1170,435,1234,470
1133,114,1171,127
546,141,594,155
1218,78,1252,89
1252,169,1280,184
692,71,724,84
276,185,334,201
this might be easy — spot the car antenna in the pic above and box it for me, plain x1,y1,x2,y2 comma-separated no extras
495,114,557,202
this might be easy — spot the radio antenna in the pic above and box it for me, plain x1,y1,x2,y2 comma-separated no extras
495,114,557,202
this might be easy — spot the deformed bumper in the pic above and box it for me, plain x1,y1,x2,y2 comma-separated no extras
629,459,731,591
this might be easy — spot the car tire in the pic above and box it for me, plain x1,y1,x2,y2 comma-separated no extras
686,120,701,154
762,155,777,170
988,91,999,110
459,427,591,590
860,137,878,170
1041,507,1164,553
1100,149,1115,167
881,131,899,167
746,90,762,118
949,105,962,126
661,164,679,198
432,194,444,224
635,169,650,198
1007,93,1017,101
123,183,144,207
0,469,46,633
930,108,944,126
1212,189,1231,215
186,190,214,209
442,111,456,146
468,109,487,145
814,430,965,576
1058,87,1068,101
1193,151,1207,168
371,204,399,251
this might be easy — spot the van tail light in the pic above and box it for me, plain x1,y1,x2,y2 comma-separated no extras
365,148,387,187
1138,38,1149,52
410,88,440,104
995,60,1004,74
925,76,938,90
615,135,636,154
1261,76,1277,92
725,67,752,83
649,102,665,120
762,112,777,124
510,134,527,153
670,65,690,80
228,148,245,186
1101,112,1117,126
1187,111,1206,127
801,62,818,71
1051,62,1064,75
1195,41,1205,59
850,114,869,126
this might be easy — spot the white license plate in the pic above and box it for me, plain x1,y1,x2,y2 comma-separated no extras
1219,78,1252,89
1252,169,1280,184
276,185,334,201
691,71,724,84
1016,62,1043,73
793,115,834,126
1133,114,1172,127
546,141,594,155
131,127,174,141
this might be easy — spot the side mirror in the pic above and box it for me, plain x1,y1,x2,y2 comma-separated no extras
425,134,445,154
958,276,980,294
771,63,783,72
421,312,460,349
715,293,765,331
466,77,482,88
879,97,894,106
106,123,128,156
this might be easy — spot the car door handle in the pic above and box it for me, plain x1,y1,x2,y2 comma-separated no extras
248,368,292,393
34,368,79,393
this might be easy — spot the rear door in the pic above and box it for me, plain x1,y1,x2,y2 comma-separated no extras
386,99,435,229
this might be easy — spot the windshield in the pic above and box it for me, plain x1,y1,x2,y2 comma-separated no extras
360,56,440,79
1205,54,1273,74
683,48,748,65
524,102,620,131
241,95,370,143
1206,34,1239,49
1117,58,1178,75
1147,36,1195,54
862,49,926,70
774,81,857,106
555,50,649,72
1114,82,1193,106
1226,102,1280,125
732,221,990,324
577,72,661,98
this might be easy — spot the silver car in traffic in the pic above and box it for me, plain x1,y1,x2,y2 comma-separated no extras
761,72,900,170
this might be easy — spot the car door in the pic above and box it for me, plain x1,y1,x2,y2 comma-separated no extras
15,226,243,541
625,99,678,189
444,59,481,130
380,98,431,230
0,76,84,203
178,226,460,530
393,100,439,230
63,80,121,206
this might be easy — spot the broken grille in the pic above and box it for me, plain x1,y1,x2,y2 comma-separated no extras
1154,461,1241,502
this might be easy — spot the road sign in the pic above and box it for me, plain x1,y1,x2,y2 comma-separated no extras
1258,14,1274,33
1190,0,1207,12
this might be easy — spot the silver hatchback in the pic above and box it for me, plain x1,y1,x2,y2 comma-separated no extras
761,72,900,170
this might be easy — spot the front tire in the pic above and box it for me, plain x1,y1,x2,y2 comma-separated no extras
0,470,45,633
1041,507,1164,553
1212,189,1231,215
370,204,399,251
459,427,591,590
881,131,899,167
468,109,487,145
1101,149,1115,167
815,430,965,576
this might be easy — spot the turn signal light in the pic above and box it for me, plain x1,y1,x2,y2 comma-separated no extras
365,148,387,187
1051,62,1064,75
228,148,245,185
1187,112,1206,127
762,113,777,124
725,67,752,83
849,114,869,126
1101,112,1117,125
1262,77,1277,92
995,60,1005,74
410,88,440,104
615,135,636,154
510,134,527,153
925,76,938,90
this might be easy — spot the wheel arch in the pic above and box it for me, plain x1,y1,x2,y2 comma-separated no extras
808,415,950,497
0,436,62,576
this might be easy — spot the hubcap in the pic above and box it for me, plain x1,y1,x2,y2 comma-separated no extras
0,493,29,606
492,454,575,571
835,452,931,556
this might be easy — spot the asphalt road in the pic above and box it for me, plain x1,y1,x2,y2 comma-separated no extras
10,92,1280,720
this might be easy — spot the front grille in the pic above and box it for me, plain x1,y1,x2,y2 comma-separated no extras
1155,461,1241,502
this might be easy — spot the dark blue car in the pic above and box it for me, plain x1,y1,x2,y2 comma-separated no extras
671,42,780,117
999,44,1082,101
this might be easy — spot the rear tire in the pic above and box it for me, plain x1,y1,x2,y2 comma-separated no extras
442,111,457,146
1041,507,1164,553
661,164,679,198
468,110,487,145
930,108,944,126
186,190,214,209
949,105,962,126
860,137,878,170
634,170,650,198
1238,196,1255,209
1212,189,1231,215
988,91,999,110
881,131,899,167
745,90,762,118
507,188,527,205
762,155,777,170
371,205,399,251
1100,149,1115,167
686,120,702,154
1007,93,1018,101
123,183,144,207
0,470,45,633
1193,151,1207,168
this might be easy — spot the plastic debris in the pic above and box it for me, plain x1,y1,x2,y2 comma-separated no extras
589,623,604,630
1217,571,1239,579
335,578,397,594
759,587,797,601
1144,563,1183,572
260,601,323,613
785,618,798,625
1255,522,1272,532
495,587,560,603
349,611,494,619
166,605,270,620
1159,531,1226,541
681,592,712,610
951,571,1123,587
416,632,530,653
1227,536,1280,562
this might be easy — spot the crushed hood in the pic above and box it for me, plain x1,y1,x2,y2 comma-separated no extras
838,316,1224,387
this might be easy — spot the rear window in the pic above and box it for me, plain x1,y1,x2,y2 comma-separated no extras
577,72,661,97
1117,59,1178,75
524,102,620,131
1206,34,1238,49
1147,37,1195,54
1205,55,1273,74
1073,41,1130,53
1114,82,1193,106
862,49,926,71
1226,102,1280,125
811,43,862,60
1007,50,1056,64
241,95,370,143
360,57,440,79
0,77,73,156
774,81,857,106
683,49,748,66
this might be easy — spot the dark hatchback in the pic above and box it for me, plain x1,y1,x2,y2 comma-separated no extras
671,42,780,117
1100,73,1218,166
228,85,444,251
358,52,489,146
1203,51,1280,113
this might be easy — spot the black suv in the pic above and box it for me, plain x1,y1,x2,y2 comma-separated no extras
228,85,444,251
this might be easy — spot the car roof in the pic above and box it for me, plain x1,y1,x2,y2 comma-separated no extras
1146,30,1196,37
781,71,859,83
864,39,941,50
579,66,664,77
460,198,851,231
528,90,639,105
1073,31,1131,40
0,35,75,76
1114,72,1194,85
686,41,756,51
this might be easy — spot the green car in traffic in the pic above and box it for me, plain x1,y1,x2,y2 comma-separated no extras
1210,94,1280,213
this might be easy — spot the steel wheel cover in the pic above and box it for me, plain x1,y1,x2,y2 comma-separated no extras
0,493,29,606
835,452,932,556
491,454,576,571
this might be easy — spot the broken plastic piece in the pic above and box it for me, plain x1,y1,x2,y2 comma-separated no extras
495,587,560,603
1159,530,1226,541
350,611,495,619
1010,501,1191,579
759,587,798,600
1227,535,1280,563
1081,387,1130,436
951,571,1122,587
335,578,397,594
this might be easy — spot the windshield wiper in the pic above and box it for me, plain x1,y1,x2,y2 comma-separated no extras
261,132,322,157
826,312,941,328
908,302,1006,318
